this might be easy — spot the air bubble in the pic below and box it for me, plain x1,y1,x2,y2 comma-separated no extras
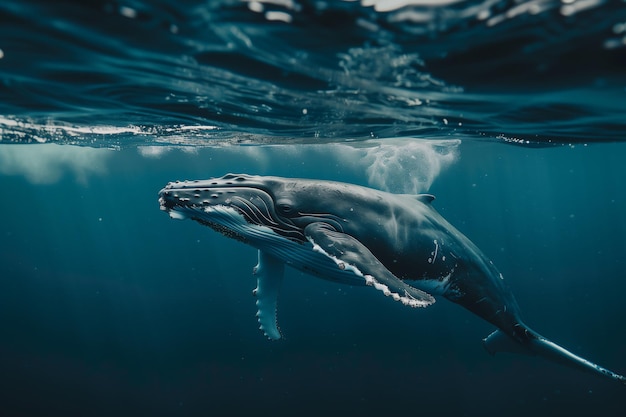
119,6,137,19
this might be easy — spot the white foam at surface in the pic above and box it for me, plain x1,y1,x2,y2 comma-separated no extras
362,0,464,12
0,116,219,145
265,11,293,22
360,139,460,194
137,146,172,158
0,144,112,184
229,138,460,194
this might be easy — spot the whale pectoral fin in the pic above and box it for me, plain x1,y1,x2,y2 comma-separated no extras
253,250,284,340
304,223,435,308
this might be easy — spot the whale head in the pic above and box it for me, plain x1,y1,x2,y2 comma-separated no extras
158,173,356,245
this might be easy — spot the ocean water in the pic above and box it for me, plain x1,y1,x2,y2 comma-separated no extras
1,0,625,416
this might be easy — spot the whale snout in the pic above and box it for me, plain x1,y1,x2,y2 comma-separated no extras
159,185,221,210
158,180,220,217
158,174,277,222
158,187,177,212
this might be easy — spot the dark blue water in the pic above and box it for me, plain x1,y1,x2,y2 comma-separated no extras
1,1,626,416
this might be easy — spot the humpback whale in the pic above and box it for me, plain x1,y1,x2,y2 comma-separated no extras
159,173,625,385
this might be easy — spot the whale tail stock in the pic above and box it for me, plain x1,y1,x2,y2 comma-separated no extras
483,326,626,386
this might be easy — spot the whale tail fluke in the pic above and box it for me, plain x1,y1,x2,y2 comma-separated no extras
483,328,626,386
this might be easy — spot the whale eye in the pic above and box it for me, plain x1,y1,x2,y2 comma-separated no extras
278,204,292,213
276,199,294,215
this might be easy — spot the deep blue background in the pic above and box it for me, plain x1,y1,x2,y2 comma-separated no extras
1,1,625,415
1,141,625,416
